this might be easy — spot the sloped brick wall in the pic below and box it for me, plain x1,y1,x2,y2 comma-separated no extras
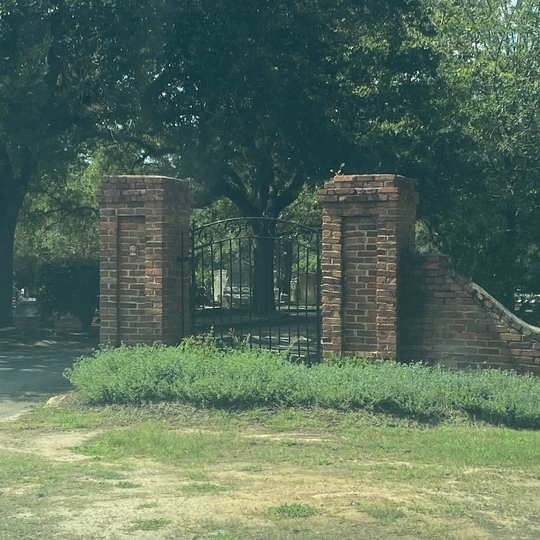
319,173,540,372
401,254,540,373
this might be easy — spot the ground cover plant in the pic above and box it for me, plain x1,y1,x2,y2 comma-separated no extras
65,340,540,429
4,342,540,538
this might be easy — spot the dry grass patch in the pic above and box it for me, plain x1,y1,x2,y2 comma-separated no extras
1,401,540,539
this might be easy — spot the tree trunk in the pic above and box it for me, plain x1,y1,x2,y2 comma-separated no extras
0,188,26,328
251,220,277,316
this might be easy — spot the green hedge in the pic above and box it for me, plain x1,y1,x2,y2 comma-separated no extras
64,341,540,428
39,258,99,330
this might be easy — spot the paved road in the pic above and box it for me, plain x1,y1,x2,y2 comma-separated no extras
0,329,97,421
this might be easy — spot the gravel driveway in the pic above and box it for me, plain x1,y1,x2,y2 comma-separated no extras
0,327,97,421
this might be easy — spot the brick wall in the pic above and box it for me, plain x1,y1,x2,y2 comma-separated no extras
319,173,540,372
401,254,540,373
96,171,540,370
319,174,418,359
97,176,191,346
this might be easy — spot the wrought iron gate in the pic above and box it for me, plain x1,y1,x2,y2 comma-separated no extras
190,218,321,362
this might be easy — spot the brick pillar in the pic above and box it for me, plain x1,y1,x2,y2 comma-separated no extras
97,176,191,346
319,174,418,360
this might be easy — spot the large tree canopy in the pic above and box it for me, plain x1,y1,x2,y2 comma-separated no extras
9,0,537,326
115,0,438,218
106,0,439,313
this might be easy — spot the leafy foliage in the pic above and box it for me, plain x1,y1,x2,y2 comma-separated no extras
0,0,163,325
14,159,100,274
65,342,540,429
38,258,99,331
13,141,169,295
418,0,540,307
120,0,438,218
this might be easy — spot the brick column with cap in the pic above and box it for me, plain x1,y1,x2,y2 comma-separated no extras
97,176,191,346
319,174,418,360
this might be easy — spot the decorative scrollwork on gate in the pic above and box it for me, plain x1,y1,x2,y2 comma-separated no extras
190,218,321,362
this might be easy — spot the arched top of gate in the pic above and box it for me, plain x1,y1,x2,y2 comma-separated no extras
192,217,320,247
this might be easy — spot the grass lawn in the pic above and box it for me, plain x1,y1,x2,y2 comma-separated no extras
1,400,540,539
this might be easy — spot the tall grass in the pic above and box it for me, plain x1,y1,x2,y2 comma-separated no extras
64,341,540,428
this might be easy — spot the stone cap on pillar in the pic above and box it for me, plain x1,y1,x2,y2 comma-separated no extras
332,174,415,187
319,174,418,205
96,176,192,206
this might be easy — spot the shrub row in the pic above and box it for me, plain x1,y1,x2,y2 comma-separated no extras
64,341,540,428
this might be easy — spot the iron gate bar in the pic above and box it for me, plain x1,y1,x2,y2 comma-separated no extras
190,217,321,362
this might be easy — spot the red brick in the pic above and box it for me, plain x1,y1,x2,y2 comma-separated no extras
98,175,191,347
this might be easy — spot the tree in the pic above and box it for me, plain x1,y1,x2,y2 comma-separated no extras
1,0,441,323
0,0,162,327
115,0,438,312
14,141,171,275
418,0,540,307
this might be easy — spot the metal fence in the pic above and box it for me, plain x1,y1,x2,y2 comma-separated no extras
190,218,321,362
